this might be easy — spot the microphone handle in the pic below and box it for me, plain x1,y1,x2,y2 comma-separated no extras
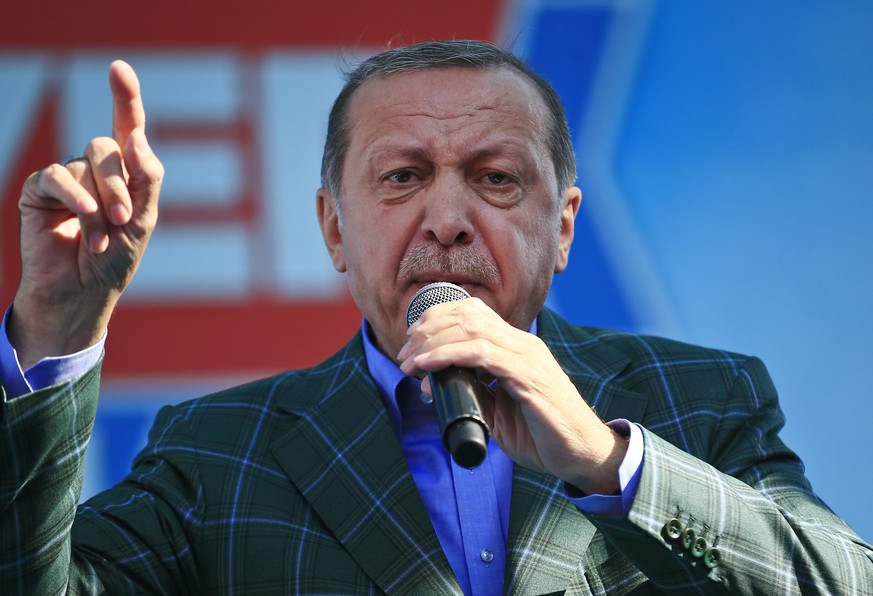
429,367,490,468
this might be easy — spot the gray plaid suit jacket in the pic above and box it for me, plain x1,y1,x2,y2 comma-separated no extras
2,308,871,594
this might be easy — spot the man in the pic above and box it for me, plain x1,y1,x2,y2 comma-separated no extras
1,40,870,594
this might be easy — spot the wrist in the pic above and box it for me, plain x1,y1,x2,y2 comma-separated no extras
567,426,630,496
9,290,114,369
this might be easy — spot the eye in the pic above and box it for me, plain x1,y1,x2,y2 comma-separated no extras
476,169,523,207
385,170,416,184
485,172,512,185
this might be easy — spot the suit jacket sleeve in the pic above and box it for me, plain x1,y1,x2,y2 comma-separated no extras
1,362,103,594
0,362,206,595
588,355,873,594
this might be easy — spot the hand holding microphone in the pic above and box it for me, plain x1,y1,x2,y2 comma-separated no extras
405,282,491,468
401,284,626,493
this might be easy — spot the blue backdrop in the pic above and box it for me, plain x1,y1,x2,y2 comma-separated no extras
518,1,873,540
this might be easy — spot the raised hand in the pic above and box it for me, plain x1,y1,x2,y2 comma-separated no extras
9,60,163,369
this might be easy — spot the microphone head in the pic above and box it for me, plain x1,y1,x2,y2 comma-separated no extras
406,282,471,328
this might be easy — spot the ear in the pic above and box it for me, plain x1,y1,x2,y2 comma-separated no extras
554,186,581,274
317,188,346,273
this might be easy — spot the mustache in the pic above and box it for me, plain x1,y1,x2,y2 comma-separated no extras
398,244,502,285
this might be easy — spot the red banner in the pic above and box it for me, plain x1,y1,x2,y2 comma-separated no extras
1,2,504,378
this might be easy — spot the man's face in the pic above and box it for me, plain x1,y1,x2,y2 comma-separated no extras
318,66,580,360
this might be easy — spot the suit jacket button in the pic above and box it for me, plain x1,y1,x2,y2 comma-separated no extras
691,536,708,558
680,527,696,550
663,518,684,540
704,547,722,568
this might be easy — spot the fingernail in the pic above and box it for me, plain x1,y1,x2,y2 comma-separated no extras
109,203,130,225
89,232,109,254
79,196,99,215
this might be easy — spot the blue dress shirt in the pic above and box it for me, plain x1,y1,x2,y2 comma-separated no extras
0,307,106,397
362,322,511,595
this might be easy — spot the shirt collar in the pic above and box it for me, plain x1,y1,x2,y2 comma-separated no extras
361,318,407,435
360,316,538,437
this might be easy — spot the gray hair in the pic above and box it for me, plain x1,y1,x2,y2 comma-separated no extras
320,40,577,200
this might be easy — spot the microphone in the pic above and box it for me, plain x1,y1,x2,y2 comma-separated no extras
406,282,490,468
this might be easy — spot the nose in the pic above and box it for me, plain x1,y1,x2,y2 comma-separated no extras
421,175,475,246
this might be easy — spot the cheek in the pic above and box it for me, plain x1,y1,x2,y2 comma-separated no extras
507,212,559,267
343,209,417,279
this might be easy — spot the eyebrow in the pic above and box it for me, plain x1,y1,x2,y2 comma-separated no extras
366,140,536,166
365,146,430,164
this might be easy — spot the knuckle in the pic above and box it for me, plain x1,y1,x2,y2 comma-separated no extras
146,158,166,183
468,296,487,309
24,169,43,188
35,163,70,191
45,162,67,178
472,337,491,358
85,136,118,156
463,315,486,337
129,156,165,194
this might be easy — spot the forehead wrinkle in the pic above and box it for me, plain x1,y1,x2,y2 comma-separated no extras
404,99,502,124
346,67,557,183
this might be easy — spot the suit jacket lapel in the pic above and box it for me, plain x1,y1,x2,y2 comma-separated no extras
269,334,459,594
536,308,649,431
505,466,597,594
504,310,649,593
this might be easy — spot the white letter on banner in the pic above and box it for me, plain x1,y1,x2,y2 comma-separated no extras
259,53,348,297
65,53,251,300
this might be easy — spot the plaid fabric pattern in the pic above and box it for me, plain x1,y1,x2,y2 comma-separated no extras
2,308,871,594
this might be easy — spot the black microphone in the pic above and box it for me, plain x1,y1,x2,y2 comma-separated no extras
406,282,490,468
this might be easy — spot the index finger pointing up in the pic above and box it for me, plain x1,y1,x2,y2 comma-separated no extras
108,60,146,151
